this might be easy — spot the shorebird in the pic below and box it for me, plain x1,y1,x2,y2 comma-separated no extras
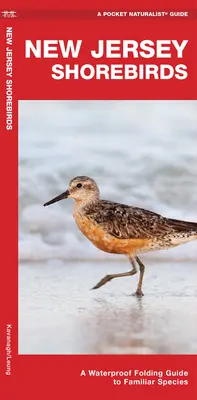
44,176,197,296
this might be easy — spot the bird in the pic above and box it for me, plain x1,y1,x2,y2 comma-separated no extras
43,176,197,296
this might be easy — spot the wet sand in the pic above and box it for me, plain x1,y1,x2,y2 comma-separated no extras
19,259,197,354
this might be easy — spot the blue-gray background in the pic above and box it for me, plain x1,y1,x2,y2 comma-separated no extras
19,100,197,262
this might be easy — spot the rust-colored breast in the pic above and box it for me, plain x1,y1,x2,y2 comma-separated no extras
74,212,152,256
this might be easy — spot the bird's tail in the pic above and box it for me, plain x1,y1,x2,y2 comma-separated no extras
168,218,197,234
165,218,197,246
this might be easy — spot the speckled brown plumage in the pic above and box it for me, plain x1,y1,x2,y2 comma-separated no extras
44,176,197,296
83,200,197,240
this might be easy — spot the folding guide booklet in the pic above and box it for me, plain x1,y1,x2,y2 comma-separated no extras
0,0,197,399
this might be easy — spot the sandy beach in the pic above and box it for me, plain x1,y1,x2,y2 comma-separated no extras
19,258,197,355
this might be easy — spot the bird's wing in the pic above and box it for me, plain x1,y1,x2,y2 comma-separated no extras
87,201,196,239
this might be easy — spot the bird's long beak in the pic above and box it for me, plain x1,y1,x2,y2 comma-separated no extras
43,189,70,207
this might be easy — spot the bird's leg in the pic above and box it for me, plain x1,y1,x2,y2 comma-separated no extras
91,260,137,290
134,256,145,297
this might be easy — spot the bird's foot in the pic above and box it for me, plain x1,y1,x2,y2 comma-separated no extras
132,290,144,297
91,275,112,290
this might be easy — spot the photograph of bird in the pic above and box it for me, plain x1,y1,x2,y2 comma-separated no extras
44,176,197,296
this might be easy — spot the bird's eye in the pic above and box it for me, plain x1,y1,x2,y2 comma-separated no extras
76,183,82,188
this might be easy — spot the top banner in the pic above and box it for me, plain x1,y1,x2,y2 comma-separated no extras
1,8,197,100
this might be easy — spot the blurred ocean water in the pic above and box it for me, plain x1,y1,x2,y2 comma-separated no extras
19,100,197,262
